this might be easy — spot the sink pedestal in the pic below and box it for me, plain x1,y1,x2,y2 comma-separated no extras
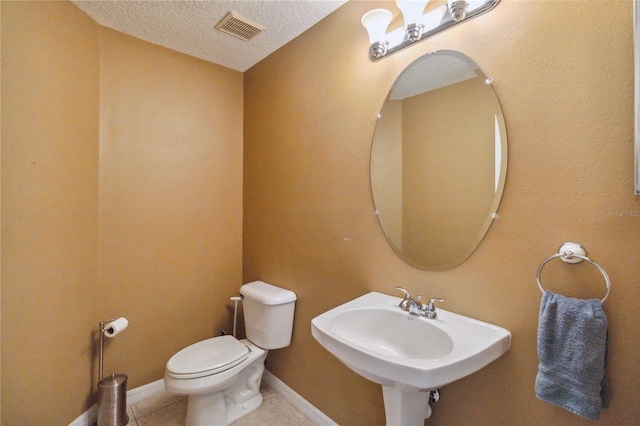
382,387,431,426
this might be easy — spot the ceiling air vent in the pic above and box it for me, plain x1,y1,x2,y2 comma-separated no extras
215,12,265,41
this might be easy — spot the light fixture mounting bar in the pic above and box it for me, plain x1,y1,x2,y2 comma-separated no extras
370,0,500,61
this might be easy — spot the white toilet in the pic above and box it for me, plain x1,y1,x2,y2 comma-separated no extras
164,281,297,426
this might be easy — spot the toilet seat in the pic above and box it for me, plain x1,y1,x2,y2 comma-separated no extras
166,335,251,379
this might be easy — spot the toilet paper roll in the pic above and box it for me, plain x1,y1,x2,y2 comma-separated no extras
103,317,128,338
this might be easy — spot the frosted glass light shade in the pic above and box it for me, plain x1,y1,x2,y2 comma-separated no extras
361,9,393,45
422,4,447,31
396,0,429,29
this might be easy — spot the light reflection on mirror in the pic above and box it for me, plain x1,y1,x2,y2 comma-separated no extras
370,50,507,271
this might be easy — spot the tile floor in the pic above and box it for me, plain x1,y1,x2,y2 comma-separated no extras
125,383,313,426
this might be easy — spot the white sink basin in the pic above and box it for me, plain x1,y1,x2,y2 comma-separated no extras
330,308,454,360
311,291,511,392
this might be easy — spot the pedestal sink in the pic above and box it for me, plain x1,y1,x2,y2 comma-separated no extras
311,292,511,425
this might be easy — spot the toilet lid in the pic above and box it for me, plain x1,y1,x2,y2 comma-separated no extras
166,335,250,378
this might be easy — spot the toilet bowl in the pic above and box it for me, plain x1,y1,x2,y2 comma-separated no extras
164,281,296,426
165,337,267,425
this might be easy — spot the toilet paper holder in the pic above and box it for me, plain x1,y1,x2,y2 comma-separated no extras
98,318,129,426
99,318,128,380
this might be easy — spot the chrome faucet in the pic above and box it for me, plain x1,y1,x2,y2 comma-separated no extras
395,287,444,319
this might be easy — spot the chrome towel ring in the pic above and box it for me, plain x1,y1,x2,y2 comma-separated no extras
536,242,611,303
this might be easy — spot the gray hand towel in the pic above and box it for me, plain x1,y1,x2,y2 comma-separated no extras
535,290,609,420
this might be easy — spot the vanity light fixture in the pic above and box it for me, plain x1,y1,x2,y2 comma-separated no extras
361,9,394,59
361,0,500,61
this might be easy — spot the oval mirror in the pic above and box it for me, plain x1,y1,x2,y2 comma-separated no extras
370,50,507,271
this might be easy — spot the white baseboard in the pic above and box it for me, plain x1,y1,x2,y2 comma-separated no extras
70,372,336,426
262,370,338,426
126,378,166,404
68,405,97,426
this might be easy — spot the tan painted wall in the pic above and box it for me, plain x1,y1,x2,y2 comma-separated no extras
1,1,243,423
244,1,640,425
98,27,243,389
2,2,100,423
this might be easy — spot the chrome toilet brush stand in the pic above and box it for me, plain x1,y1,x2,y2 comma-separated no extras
97,318,129,426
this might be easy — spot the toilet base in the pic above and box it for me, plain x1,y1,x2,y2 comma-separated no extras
184,391,263,426
182,341,268,426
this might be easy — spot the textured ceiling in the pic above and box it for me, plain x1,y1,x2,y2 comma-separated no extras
72,0,348,72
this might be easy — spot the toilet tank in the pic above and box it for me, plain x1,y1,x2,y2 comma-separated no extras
240,281,297,349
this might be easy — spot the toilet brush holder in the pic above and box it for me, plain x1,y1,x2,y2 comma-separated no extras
97,319,129,426
98,373,129,426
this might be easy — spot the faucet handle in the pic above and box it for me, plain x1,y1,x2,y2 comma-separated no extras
424,298,444,319
427,298,444,307
395,286,412,310
396,286,411,298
